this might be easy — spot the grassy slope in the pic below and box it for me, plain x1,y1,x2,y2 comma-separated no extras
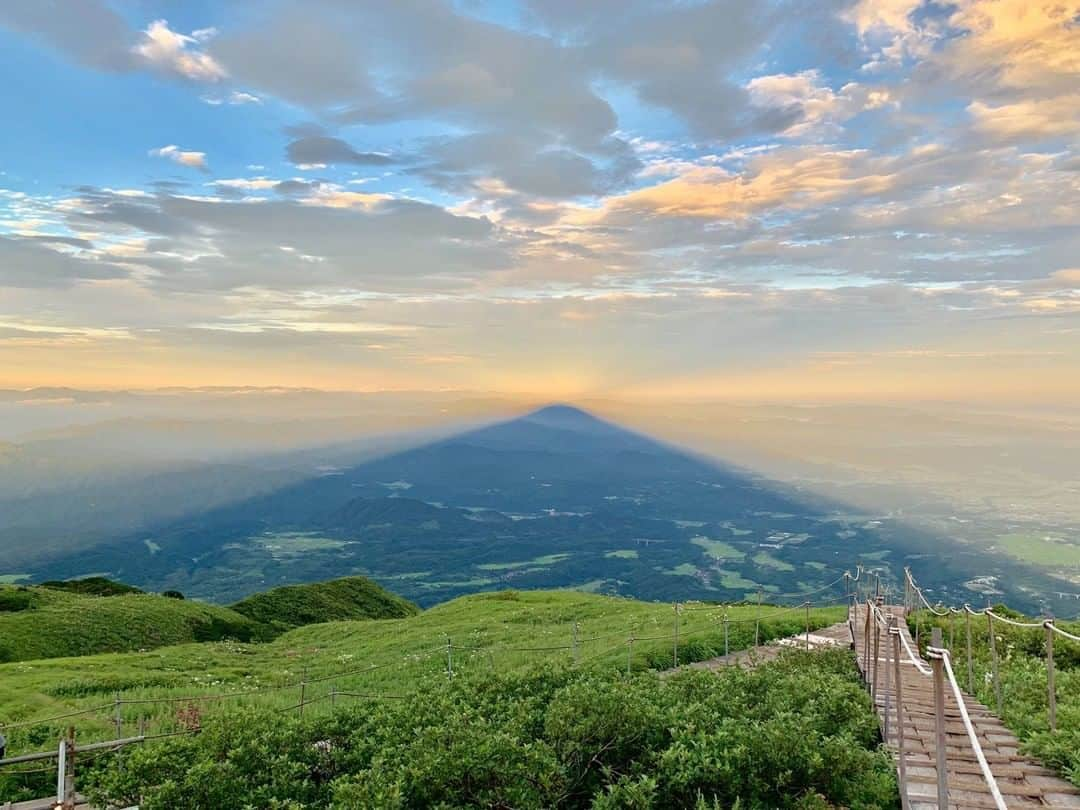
0,585,265,663
0,590,843,755
230,575,418,629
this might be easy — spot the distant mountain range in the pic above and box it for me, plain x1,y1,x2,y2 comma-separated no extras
5,405,1072,614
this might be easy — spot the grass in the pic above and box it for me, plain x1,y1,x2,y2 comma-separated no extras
753,551,796,571
252,532,352,559
663,563,700,577
477,553,573,571
230,576,418,630
0,590,844,762
0,586,263,664
690,536,745,560
0,576,415,664
997,533,1080,568
717,569,759,589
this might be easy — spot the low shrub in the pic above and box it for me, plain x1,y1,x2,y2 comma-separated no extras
83,650,897,810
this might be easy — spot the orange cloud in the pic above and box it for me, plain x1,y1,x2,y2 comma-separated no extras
569,149,897,222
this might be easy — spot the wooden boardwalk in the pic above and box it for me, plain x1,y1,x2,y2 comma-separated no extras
853,603,1080,809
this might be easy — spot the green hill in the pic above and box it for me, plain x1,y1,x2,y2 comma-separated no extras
0,591,868,808
0,584,265,663
0,575,419,663
229,575,419,630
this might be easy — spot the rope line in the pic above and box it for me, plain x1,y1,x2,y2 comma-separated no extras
1047,622,1080,643
939,649,1008,810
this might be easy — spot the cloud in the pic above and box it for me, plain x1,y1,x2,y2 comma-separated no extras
132,20,226,82
285,135,394,167
201,91,262,106
47,186,511,293
968,97,1080,142
0,0,133,70
746,71,894,138
150,145,209,172
208,9,377,109
0,235,127,288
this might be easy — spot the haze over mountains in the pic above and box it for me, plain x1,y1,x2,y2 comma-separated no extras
2,396,1075,615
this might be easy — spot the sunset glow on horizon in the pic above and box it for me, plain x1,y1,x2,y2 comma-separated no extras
0,0,1077,402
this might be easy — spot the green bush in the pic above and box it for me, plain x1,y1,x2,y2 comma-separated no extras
83,650,897,810
230,576,419,630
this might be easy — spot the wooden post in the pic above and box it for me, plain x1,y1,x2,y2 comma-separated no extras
949,610,955,652
987,611,1002,716
891,619,910,810
723,615,729,657
446,637,453,679
62,726,76,810
929,628,948,809
804,602,810,652
863,601,872,683
138,716,147,738
872,608,881,702
883,612,893,743
114,691,122,738
1046,618,1056,732
573,621,580,664
298,673,307,719
755,588,763,647
673,603,679,668
626,636,633,676
972,613,980,695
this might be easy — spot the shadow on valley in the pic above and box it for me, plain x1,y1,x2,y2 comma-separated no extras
16,405,1072,615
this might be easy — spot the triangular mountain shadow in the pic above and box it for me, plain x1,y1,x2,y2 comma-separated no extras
27,405,1071,614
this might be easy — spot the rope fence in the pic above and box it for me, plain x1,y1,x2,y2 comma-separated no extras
862,567,1080,809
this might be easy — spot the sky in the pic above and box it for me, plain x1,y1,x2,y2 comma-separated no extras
0,0,1077,401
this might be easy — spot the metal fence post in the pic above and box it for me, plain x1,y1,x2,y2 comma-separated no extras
673,603,679,668
299,672,307,718
987,611,1002,715
972,613,980,695
928,628,948,808
573,621,580,664
446,637,454,679
626,635,634,676
723,615,729,657
890,619,910,810
1046,618,1056,732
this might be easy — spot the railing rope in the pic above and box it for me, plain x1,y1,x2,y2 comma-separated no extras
941,648,1008,810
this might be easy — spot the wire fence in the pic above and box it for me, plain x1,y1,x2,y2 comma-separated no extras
0,569,873,806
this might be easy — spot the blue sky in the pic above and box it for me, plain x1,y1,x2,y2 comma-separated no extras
0,0,1077,400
